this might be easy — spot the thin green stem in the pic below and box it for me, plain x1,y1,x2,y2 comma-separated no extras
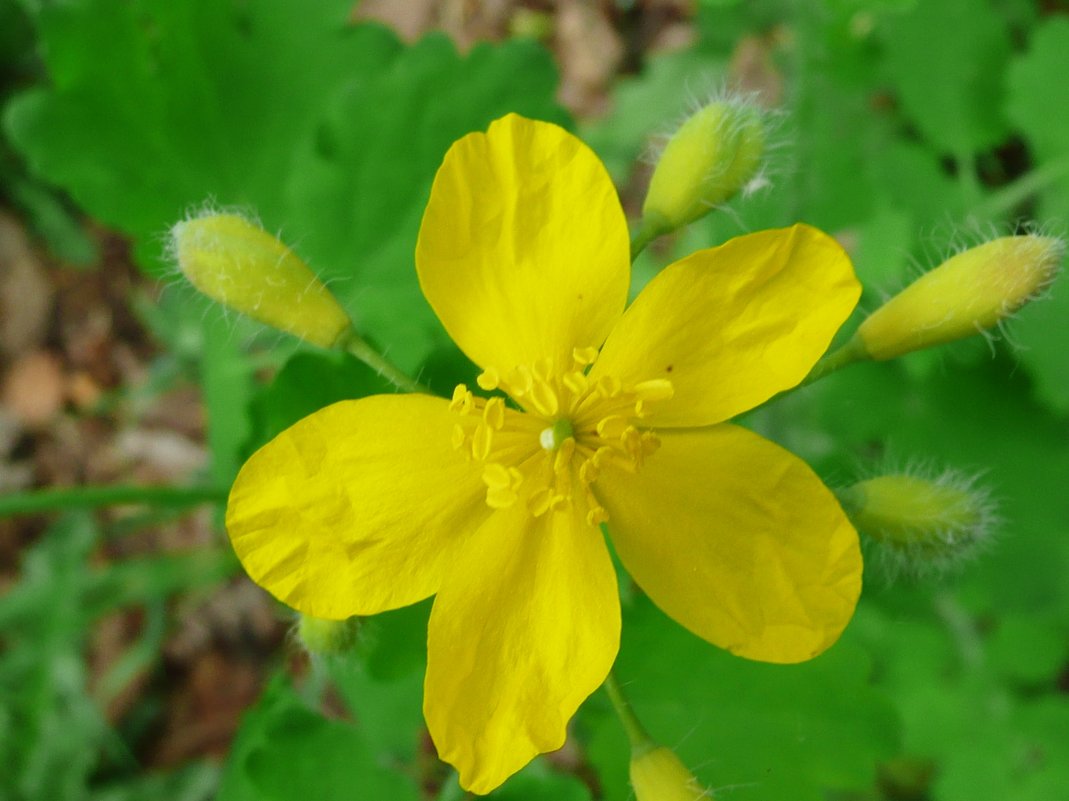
338,329,430,394
973,154,1069,220
630,216,665,262
0,484,227,519
603,670,655,755
799,336,869,388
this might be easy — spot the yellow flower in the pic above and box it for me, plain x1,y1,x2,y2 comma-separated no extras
225,114,863,794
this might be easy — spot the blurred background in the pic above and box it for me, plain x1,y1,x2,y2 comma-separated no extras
1,1,1068,800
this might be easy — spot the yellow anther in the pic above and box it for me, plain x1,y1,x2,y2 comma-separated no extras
507,365,533,397
482,463,513,490
572,346,599,367
449,384,473,414
622,427,645,461
548,494,571,513
532,358,555,382
596,375,622,399
476,369,500,391
586,505,609,527
451,424,467,451
528,379,560,417
472,425,492,461
486,486,518,509
483,396,505,430
596,415,629,440
579,458,599,485
553,437,576,474
592,446,615,467
562,370,589,396
634,378,674,401
640,431,661,456
528,487,552,517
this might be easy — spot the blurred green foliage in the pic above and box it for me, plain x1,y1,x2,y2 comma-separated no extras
2,1,1068,800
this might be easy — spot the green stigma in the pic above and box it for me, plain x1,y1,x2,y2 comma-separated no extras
539,418,574,451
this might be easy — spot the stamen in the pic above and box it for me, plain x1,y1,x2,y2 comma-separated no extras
507,364,533,397
483,396,505,430
553,437,576,474
482,463,513,490
572,345,599,367
634,378,675,401
528,487,552,517
595,375,622,399
528,378,560,417
453,360,674,524
579,458,599,484
596,415,628,440
562,370,589,396
472,424,492,460
548,494,571,513
449,384,473,414
486,486,518,509
586,505,609,527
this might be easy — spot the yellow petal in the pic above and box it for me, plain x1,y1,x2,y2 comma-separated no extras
424,497,620,794
226,395,489,619
595,425,861,663
591,225,859,427
416,113,629,378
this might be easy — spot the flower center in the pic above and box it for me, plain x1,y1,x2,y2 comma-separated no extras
539,418,574,451
449,348,674,527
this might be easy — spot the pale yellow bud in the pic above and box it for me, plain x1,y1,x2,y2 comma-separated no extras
296,614,360,657
642,100,765,236
856,235,1063,360
837,471,996,576
170,213,351,348
630,746,711,801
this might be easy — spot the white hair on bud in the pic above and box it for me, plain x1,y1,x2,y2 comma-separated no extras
838,459,1001,585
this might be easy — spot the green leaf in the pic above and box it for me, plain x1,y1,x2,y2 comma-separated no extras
987,615,1069,687
247,703,421,801
1006,18,1069,158
200,310,256,485
582,595,900,801
247,349,395,453
323,603,431,763
283,33,568,368
581,48,727,182
1003,18,1069,413
5,0,566,369
0,513,111,801
4,0,400,269
488,763,593,800
879,0,1011,154
219,675,421,801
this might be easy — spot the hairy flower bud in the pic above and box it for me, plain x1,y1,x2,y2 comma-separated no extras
296,614,360,657
170,212,351,348
641,99,765,237
630,746,711,801
837,471,996,577
855,235,1063,360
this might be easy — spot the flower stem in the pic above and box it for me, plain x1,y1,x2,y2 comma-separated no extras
630,216,666,261
336,328,430,394
0,484,227,519
603,670,655,756
799,335,869,387
973,154,1069,220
